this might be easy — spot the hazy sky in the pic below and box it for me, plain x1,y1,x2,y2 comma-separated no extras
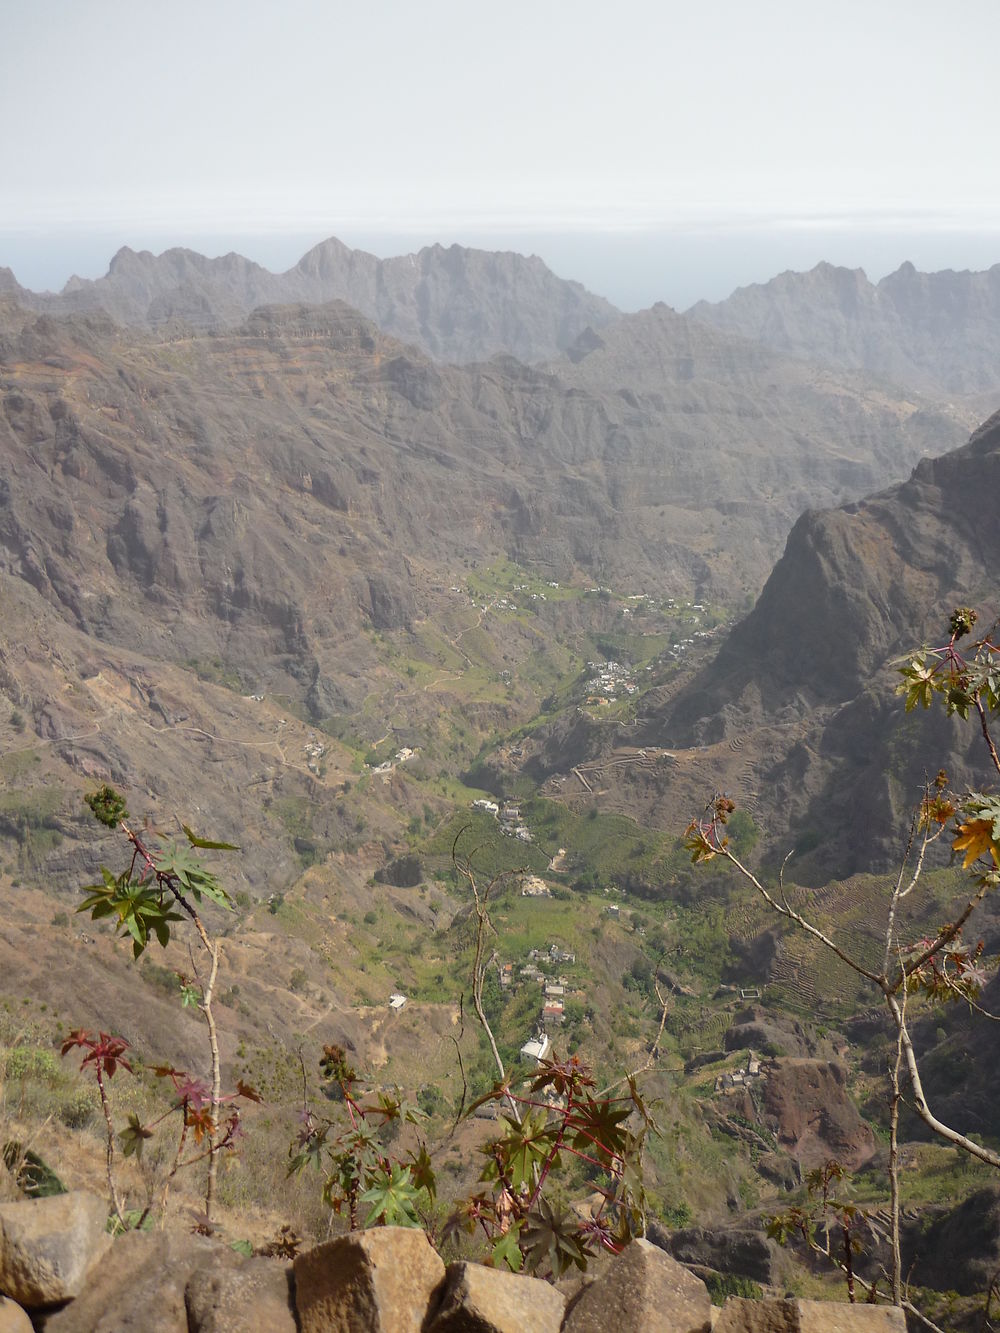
3,0,998,308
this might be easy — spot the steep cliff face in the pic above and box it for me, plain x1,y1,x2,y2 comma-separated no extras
690,260,1000,396
656,410,1000,874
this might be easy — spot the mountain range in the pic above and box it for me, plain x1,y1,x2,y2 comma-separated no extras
1,234,998,886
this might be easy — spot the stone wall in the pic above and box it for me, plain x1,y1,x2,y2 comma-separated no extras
0,1191,905,1331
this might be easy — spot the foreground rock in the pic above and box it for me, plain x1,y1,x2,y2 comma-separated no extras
37,1230,239,1332
185,1254,297,1332
715,1297,906,1330
0,1295,31,1332
563,1236,712,1332
293,1226,445,1333
0,1191,109,1309
427,1260,565,1332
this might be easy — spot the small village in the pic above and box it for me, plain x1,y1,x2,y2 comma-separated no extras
583,659,639,705
471,797,534,843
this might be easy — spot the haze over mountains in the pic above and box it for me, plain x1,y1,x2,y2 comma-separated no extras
692,259,1000,398
0,231,998,889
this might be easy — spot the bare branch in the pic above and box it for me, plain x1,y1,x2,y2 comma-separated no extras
717,845,883,985
885,990,1000,1169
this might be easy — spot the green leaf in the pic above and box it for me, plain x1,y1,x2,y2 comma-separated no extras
230,1239,254,1257
491,1108,553,1192
490,1225,524,1272
359,1163,423,1228
120,1113,154,1160
182,825,240,851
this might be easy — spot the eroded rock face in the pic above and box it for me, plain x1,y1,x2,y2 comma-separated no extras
426,1260,566,1332
647,1221,783,1287
762,1060,876,1171
0,1190,110,1309
293,1226,445,1333
905,1184,1000,1297
658,409,1000,877
562,1237,712,1333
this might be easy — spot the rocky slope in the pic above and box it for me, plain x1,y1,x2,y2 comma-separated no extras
690,260,1000,397
653,408,1000,874
0,235,620,364
0,289,981,893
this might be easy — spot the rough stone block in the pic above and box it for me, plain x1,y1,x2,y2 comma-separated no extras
0,1190,110,1308
796,1301,906,1332
714,1298,798,1332
426,1259,565,1332
0,1295,32,1333
562,1237,712,1333
38,1230,238,1331
185,1255,297,1332
714,1297,907,1331
293,1226,446,1333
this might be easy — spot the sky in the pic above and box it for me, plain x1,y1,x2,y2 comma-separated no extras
3,0,998,310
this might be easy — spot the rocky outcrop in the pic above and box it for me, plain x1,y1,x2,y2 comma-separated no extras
0,1197,908,1331
658,408,1000,875
762,1061,877,1171
427,1260,566,1332
647,1222,784,1287
714,1297,904,1330
562,1237,711,1332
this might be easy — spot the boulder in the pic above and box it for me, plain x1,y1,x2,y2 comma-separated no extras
185,1255,297,1332
0,1296,32,1332
38,1230,239,1331
426,1260,565,1331
0,1190,110,1308
714,1297,906,1330
648,1221,783,1286
293,1226,445,1333
562,1237,712,1332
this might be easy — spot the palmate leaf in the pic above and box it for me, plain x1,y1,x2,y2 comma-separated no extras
520,1196,589,1277
407,1143,436,1201
154,841,232,909
359,1163,424,1228
896,655,940,711
488,1108,554,1191
953,819,999,869
569,1095,632,1161
489,1224,524,1272
77,873,184,956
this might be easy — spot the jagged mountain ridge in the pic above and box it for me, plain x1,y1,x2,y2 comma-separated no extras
689,260,1000,397
0,235,620,365
652,409,1000,875
0,293,970,660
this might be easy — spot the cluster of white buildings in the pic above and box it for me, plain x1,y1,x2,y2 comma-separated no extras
371,746,418,780
470,799,533,843
584,660,638,703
